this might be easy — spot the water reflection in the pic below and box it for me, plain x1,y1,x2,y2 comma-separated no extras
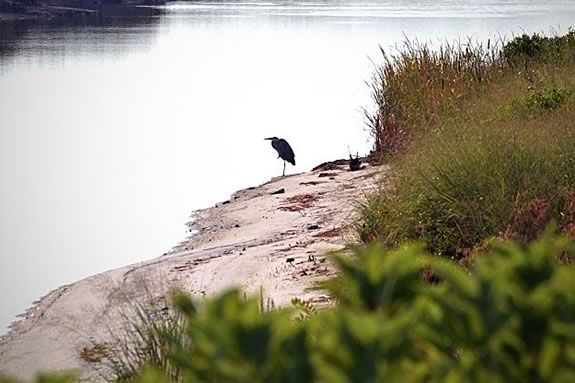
0,6,163,65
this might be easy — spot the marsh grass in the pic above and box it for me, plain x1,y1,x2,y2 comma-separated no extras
92,295,188,382
88,287,278,382
352,190,389,244
387,120,575,257
365,29,575,156
359,29,575,258
365,37,506,156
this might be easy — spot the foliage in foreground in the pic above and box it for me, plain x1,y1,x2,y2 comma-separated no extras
7,234,574,382
145,234,575,382
91,297,187,382
0,374,75,383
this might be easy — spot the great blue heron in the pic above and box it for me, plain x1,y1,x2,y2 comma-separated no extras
265,137,295,176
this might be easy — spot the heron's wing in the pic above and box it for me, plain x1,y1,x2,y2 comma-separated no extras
277,139,295,165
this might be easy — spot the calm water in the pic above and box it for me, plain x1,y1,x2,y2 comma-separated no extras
1,0,574,334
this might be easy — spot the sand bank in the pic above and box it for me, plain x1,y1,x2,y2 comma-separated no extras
0,160,385,380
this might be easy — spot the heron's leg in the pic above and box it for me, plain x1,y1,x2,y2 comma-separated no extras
283,161,286,176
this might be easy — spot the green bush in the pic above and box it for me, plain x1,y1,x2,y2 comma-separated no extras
504,29,575,64
131,234,575,382
503,33,547,58
171,290,314,383
523,85,572,111
3,235,575,382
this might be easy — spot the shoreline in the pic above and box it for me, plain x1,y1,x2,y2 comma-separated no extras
0,159,384,380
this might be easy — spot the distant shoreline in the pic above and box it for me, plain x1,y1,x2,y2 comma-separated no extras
0,0,165,24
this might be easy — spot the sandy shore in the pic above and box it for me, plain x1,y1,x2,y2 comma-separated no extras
0,160,384,380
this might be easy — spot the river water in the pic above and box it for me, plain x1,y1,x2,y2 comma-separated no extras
0,0,574,334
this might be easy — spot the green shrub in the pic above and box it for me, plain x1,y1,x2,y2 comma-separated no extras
503,33,547,58
523,85,572,111
3,235,575,382
504,29,575,65
131,234,574,382
166,290,314,383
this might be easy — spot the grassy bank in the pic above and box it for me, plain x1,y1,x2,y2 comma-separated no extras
359,29,575,260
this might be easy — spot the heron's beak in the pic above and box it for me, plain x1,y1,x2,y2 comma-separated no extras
264,137,273,140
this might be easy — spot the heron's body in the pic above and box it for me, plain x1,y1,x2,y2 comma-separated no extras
265,137,296,176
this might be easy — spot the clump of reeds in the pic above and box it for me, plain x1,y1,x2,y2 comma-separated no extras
90,294,188,382
365,37,505,157
366,29,575,158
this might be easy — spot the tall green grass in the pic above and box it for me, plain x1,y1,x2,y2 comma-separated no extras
359,29,575,259
383,119,575,257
